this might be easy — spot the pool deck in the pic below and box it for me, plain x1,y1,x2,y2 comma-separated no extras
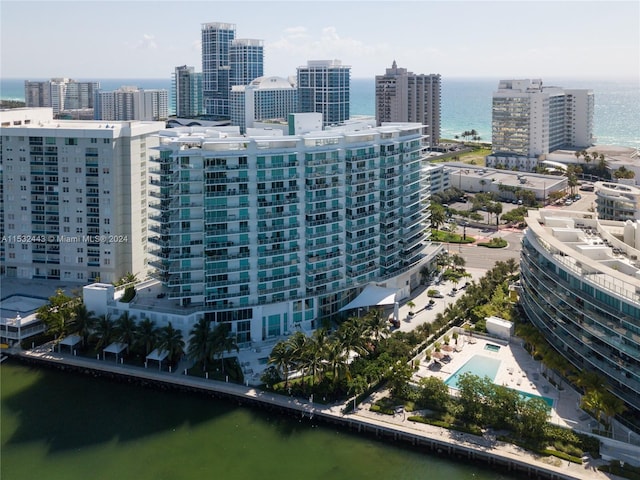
413,334,590,432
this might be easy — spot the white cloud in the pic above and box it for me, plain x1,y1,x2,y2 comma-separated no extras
128,33,158,51
266,25,391,76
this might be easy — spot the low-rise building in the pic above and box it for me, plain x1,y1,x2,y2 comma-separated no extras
595,182,640,222
445,164,566,202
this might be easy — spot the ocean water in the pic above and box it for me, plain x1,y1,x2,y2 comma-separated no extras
2,77,638,149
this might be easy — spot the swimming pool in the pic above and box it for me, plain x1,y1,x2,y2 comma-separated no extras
484,343,501,352
518,389,554,408
445,355,501,389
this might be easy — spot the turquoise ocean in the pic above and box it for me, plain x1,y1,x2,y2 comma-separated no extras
2,77,638,149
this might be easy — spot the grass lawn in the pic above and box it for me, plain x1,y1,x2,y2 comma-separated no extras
477,237,507,248
431,229,475,244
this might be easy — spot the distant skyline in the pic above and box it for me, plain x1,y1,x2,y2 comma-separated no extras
2,0,639,81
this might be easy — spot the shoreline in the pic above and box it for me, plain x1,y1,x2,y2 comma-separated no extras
6,347,609,480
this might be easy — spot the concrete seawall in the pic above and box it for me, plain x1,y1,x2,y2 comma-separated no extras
9,348,605,480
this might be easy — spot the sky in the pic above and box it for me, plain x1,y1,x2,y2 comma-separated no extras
1,0,639,81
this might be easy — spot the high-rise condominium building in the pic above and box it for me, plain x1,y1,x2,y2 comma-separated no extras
230,39,264,88
144,121,431,343
297,60,350,127
25,78,100,115
94,87,169,121
201,22,264,120
172,65,203,118
0,108,164,283
488,79,594,170
520,208,640,417
229,76,297,133
375,61,441,146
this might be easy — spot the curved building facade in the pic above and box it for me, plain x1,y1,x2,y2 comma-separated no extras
520,209,640,416
595,181,640,222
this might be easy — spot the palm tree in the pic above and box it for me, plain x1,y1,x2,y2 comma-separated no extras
210,323,238,375
406,301,416,315
268,341,293,388
306,329,329,385
157,322,185,366
71,303,96,346
365,309,388,342
187,318,212,371
574,150,582,163
92,314,115,352
115,311,137,348
503,258,519,278
430,203,446,230
135,318,159,356
450,253,466,272
336,318,367,359
596,153,608,177
601,391,626,435
325,341,349,386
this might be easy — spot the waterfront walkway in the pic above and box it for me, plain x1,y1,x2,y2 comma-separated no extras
9,345,623,480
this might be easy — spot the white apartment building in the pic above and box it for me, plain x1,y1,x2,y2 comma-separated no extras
229,76,297,133
297,60,350,127
487,79,594,171
375,61,441,146
84,121,435,349
595,182,640,222
25,78,100,115
95,87,169,121
0,108,164,283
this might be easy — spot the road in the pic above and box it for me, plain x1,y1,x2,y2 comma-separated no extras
445,224,524,271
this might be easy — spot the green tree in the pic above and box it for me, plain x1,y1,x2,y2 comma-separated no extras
157,322,185,366
418,376,449,411
268,341,294,388
517,397,550,443
135,318,159,356
210,323,238,375
456,372,488,424
70,303,96,346
92,314,115,351
187,318,212,371
36,289,79,340
115,311,137,347
430,203,446,230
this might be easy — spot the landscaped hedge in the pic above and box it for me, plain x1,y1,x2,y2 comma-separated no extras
541,449,583,464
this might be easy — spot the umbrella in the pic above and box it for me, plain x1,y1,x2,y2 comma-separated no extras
432,351,445,360
442,345,455,352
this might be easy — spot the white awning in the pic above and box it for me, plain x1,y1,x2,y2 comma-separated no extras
146,348,169,362
103,342,128,354
60,334,82,347
339,284,398,312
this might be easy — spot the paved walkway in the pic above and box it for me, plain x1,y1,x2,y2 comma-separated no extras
9,346,621,480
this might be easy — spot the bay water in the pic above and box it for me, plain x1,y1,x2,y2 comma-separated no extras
1,359,513,480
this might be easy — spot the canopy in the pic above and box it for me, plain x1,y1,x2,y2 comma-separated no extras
104,342,128,354
339,284,398,312
60,334,82,347
146,348,169,362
